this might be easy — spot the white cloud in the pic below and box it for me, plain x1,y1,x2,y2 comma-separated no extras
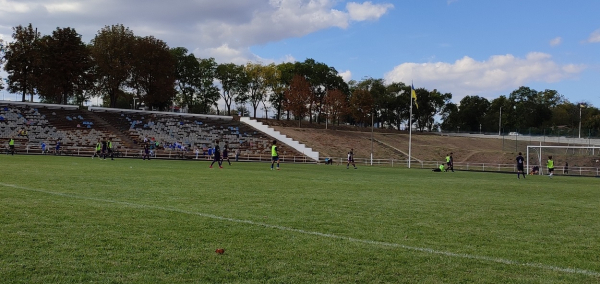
384,52,586,102
549,37,562,46
0,0,392,64
339,70,352,82
44,2,83,13
588,29,600,43
447,0,459,5
347,1,394,21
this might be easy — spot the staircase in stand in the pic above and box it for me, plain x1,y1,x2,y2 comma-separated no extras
86,111,137,148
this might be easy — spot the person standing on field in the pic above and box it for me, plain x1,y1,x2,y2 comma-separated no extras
347,148,357,169
107,139,114,160
92,140,102,159
8,137,15,155
547,155,554,178
516,152,526,179
222,146,232,166
271,140,280,170
445,153,452,172
210,140,222,168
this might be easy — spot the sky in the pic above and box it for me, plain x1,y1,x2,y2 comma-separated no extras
0,0,599,109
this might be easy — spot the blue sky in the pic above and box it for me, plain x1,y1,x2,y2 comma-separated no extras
1,0,599,108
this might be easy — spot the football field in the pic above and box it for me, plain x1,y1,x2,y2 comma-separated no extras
1,155,599,283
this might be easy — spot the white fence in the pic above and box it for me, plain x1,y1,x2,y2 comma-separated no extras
323,157,600,177
7,144,599,176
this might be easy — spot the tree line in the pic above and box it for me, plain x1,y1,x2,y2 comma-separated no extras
1,23,598,136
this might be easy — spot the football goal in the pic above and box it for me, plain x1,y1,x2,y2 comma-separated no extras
526,145,600,175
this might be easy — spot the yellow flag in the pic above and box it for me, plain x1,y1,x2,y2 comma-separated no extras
411,84,418,109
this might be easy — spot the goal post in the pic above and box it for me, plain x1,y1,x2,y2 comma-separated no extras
526,145,600,175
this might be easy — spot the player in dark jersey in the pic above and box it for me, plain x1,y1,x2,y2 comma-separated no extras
142,143,151,160
222,146,231,166
347,148,357,169
516,152,525,179
210,140,223,168
101,140,108,160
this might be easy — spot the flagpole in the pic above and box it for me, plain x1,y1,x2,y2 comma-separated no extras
408,85,413,169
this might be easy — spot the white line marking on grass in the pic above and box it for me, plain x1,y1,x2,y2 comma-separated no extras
2,182,599,277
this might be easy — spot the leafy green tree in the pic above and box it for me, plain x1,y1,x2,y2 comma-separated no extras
196,58,220,114
456,96,490,132
508,86,549,130
171,47,200,111
413,88,452,132
261,63,280,119
89,24,136,108
216,63,247,115
270,62,295,120
129,36,176,111
482,95,510,134
244,62,267,118
36,27,93,105
551,102,578,128
4,24,41,102
383,82,410,130
440,102,459,131
293,59,347,123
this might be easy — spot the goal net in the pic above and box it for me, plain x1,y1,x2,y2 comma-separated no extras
526,145,600,175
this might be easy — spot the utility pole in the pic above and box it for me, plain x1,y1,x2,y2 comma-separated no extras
499,106,502,136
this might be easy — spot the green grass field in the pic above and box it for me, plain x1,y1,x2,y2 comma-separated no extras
1,155,599,283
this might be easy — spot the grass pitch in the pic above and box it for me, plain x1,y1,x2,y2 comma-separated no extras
1,155,599,283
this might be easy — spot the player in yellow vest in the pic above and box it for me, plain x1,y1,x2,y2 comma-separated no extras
107,139,114,160
270,140,280,170
92,140,102,159
9,137,15,155
547,155,554,178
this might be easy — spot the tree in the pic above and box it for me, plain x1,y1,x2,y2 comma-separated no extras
36,27,93,105
89,24,136,108
323,88,348,126
354,78,387,128
0,38,6,92
196,58,220,114
456,96,490,132
270,62,295,120
482,95,510,134
4,24,41,102
283,74,311,126
244,62,267,118
440,102,459,131
216,63,246,115
129,36,176,111
294,58,347,123
385,82,410,130
171,47,200,111
261,63,280,119
413,88,451,132
349,88,374,126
